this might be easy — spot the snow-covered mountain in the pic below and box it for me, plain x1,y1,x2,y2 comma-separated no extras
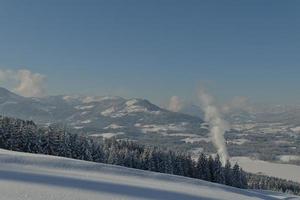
0,148,298,200
0,87,208,150
180,101,300,126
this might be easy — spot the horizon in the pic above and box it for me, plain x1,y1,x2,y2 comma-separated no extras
0,1,300,105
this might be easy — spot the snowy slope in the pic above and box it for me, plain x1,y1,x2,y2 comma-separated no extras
0,149,299,200
231,157,300,183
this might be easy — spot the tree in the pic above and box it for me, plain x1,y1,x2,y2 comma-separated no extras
224,160,232,186
232,163,242,188
208,155,215,182
196,153,209,180
165,151,174,174
240,168,248,189
213,154,225,184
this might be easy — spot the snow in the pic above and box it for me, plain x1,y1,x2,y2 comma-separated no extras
101,100,161,118
190,148,204,160
90,132,125,139
274,140,292,145
136,124,186,133
228,139,250,145
75,105,95,110
232,123,292,135
134,124,208,140
100,106,154,118
168,133,199,137
0,149,298,200
82,96,120,103
291,126,300,133
231,157,300,183
80,111,89,115
104,124,124,130
0,101,18,106
277,155,300,163
73,126,83,129
182,137,211,144
101,107,117,117
81,119,92,124
62,95,81,102
191,147,204,154
126,99,139,106
121,101,161,116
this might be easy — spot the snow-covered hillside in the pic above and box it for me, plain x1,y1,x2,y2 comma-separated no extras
0,149,299,200
231,157,300,183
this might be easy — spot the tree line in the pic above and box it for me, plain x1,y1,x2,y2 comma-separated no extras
0,116,247,188
247,173,300,195
1,115,300,194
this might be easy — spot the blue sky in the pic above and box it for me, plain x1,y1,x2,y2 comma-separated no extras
0,0,299,104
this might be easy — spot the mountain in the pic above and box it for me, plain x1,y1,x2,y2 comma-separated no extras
172,102,256,124
0,87,209,152
1,148,298,200
178,104,205,119
0,87,24,102
0,87,57,121
176,101,300,126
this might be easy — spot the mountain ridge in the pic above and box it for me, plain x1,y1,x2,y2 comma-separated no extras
0,88,207,151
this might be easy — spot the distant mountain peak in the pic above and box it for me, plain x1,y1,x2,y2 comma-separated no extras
0,87,23,100
0,87,13,94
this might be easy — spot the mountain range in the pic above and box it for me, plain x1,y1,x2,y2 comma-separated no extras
2,87,300,163
0,87,209,151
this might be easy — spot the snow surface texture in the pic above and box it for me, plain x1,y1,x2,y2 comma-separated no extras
0,149,299,200
231,157,300,183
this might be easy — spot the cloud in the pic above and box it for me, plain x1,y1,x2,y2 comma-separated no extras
0,69,14,82
168,96,184,112
0,69,47,97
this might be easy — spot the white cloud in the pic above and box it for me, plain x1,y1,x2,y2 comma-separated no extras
168,96,184,112
0,69,47,97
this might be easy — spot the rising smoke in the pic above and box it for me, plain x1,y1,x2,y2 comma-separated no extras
198,88,229,165
0,69,46,97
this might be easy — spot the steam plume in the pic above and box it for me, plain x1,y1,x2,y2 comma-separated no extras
198,88,229,165
0,69,46,97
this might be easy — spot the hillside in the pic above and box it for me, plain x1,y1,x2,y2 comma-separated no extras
0,149,299,200
231,157,300,183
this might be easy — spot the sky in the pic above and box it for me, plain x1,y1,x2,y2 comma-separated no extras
0,0,299,105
